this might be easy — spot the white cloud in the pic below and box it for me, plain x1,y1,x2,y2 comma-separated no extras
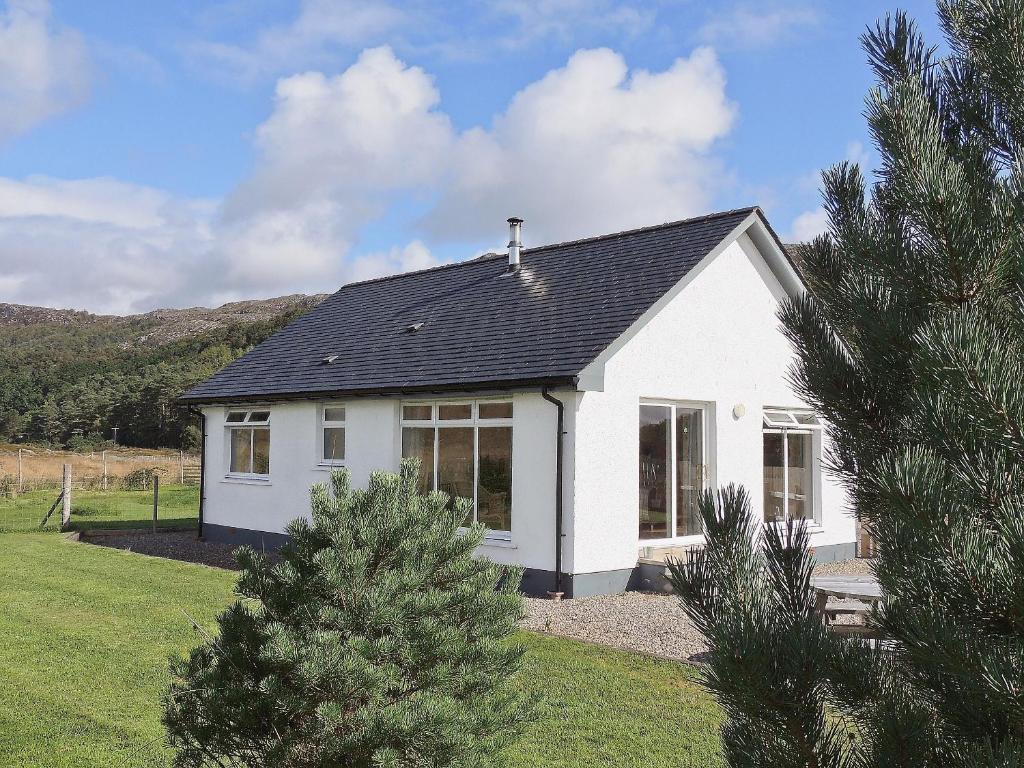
843,140,871,170
0,44,738,312
187,0,406,83
427,46,736,244
188,0,662,80
485,0,654,50
349,240,440,283
216,46,453,292
0,176,214,314
0,0,91,142
789,207,828,242
699,3,819,49
788,141,871,241
231,47,452,215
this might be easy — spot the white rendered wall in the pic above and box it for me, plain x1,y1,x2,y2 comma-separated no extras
201,391,565,572
570,233,855,576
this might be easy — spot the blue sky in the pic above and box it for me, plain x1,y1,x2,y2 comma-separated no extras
0,0,941,313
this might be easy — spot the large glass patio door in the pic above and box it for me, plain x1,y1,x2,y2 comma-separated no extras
639,403,706,541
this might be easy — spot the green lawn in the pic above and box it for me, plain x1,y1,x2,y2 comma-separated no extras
0,533,723,767
0,486,199,533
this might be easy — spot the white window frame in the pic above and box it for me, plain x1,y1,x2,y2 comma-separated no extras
399,400,514,538
762,407,822,525
638,399,711,547
225,408,271,480
318,403,347,467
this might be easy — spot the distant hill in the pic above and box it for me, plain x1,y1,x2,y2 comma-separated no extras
0,294,325,343
0,294,327,450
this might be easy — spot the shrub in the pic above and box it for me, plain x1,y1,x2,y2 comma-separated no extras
180,424,202,453
673,2,1024,764
120,468,156,491
66,433,104,452
163,460,532,767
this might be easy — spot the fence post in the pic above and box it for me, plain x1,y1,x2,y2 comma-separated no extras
61,463,72,529
180,450,185,484
102,450,108,491
152,472,159,533
18,448,23,493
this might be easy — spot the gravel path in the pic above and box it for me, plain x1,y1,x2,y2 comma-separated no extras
80,532,873,664
523,591,708,663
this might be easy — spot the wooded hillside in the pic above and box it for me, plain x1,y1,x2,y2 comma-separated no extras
0,295,325,450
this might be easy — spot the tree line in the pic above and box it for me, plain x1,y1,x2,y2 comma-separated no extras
0,306,311,451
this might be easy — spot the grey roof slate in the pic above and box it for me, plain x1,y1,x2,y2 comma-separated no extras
181,207,764,404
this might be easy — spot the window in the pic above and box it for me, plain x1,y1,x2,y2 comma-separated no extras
400,401,513,535
226,410,271,477
638,403,706,540
763,408,820,524
320,405,346,464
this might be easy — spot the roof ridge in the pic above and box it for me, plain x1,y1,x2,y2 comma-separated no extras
331,206,760,294
334,251,507,292
521,206,760,255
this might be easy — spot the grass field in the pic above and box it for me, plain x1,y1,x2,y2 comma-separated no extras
0,444,198,492
0,486,199,533
0,533,723,767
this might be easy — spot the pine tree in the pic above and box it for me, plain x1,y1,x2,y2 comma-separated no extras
163,460,532,767
672,2,1024,765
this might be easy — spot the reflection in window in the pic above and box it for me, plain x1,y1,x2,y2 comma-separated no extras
438,428,474,523
676,408,703,537
230,428,253,474
639,404,706,541
439,403,472,420
400,401,513,533
323,428,345,462
401,427,435,494
763,433,785,523
786,433,812,521
479,402,513,419
321,405,346,464
252,429,270,475
227,409,271,476
639,405,671,539
477,427,512,532
763,412,817,523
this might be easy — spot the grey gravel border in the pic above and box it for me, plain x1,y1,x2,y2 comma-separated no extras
523,591,707,663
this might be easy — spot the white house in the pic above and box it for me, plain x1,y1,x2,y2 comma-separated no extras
181,207,856,597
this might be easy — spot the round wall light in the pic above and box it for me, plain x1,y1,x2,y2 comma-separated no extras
732,404,747,419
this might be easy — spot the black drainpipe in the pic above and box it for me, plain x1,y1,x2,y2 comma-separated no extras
188,406,207,540
541,389,565,597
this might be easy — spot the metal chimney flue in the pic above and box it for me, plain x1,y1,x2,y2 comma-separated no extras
507,217,523,272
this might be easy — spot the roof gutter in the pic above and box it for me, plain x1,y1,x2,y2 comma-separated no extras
541,388,566,599
179,375,578,407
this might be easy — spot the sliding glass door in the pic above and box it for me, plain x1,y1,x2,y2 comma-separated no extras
639,402,706,541
639,405,671,539
675,408,703,537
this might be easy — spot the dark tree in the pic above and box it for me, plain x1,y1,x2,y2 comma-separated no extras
673,2,1024,765
164,461,532,767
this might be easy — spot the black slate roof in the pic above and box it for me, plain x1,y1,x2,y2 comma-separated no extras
181,207,762,404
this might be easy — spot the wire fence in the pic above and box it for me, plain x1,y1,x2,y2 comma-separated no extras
0,447,200,493
0,448,200,533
